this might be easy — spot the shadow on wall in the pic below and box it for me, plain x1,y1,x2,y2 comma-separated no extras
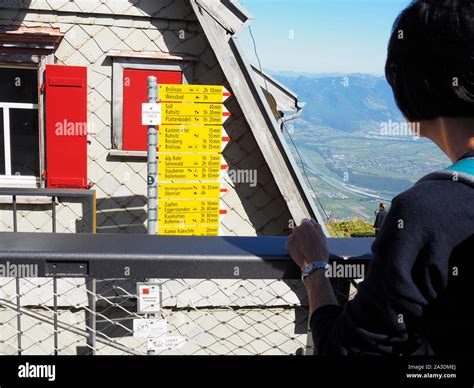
0,1,33,28
95,195,147,234
222,97,294,237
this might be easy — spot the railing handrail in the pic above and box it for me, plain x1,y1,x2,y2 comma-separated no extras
0,233,374,279
0,187,95,198
0,187,96,233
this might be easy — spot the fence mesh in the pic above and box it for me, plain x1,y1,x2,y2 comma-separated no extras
0,276,359,355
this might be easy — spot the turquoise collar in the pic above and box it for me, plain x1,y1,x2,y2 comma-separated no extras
445,157,474,176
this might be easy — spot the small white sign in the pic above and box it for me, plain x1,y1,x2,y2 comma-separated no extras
142,103,162,126
137,283,161,314
133,319,167,338
148,336,186,351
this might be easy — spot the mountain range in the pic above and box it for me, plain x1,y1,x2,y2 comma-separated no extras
274,73,404,133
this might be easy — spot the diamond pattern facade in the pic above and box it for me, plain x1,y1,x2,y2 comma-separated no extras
0,0,306,355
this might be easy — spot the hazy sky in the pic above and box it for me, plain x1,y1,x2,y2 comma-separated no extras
239,0,412,75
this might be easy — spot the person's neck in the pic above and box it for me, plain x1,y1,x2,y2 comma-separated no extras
421,117,474,163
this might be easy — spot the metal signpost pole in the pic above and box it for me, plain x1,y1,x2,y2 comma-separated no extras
147,76,158,236
146,76,158,355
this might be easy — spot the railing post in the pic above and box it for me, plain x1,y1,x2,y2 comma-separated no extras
12,195,17,232
305,321,314,356
90,191,96,234
51,196,56,233
86,278,96,355
53,277,58,355
15,277,22,355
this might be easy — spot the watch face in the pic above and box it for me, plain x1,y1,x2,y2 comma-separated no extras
303,263,314,274
317,262,327,270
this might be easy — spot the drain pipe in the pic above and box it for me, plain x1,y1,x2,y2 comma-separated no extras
280,101,306,127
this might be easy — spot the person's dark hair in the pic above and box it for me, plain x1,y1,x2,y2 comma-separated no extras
385,0,474,122
379,203,385,210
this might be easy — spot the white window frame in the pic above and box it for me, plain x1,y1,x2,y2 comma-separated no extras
0,102,38,181
110,57,194,157
0,63,42,188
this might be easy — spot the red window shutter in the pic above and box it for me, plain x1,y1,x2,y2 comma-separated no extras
45,65,88,189
123,69,182,151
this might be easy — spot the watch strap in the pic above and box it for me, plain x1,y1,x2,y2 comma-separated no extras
301,261,329,282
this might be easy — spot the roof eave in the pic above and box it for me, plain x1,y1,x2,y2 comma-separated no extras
194,0,254,35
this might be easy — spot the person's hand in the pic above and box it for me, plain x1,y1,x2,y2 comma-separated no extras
285,219,329,270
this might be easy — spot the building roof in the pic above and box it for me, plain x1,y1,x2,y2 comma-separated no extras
251,65,304,113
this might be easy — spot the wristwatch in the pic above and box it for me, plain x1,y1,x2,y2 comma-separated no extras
301,261,329,283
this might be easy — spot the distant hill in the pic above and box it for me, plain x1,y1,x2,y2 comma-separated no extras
274,73,404,133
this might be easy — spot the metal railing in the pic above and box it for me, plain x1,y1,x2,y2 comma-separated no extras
0,188,96,355
0,233,373,355
0,188,96,234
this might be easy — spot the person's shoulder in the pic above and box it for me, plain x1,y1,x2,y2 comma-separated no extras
391,177,473,221
395,178,451,200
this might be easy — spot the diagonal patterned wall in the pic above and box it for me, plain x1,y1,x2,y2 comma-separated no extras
0,0,293,236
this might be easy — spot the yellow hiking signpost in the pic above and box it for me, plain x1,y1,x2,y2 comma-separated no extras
158,125,226,153
158,154,222,181
158,84,231,103
156,84,230,236
158,199,221,227
158,225,220,236
159,103,230,125
158,183,222,200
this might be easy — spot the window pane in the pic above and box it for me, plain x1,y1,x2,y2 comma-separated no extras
0,68,38,104
10,108,39,176
0,108,4,175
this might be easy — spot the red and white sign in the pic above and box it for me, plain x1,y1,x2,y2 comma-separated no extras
137,283,161,314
